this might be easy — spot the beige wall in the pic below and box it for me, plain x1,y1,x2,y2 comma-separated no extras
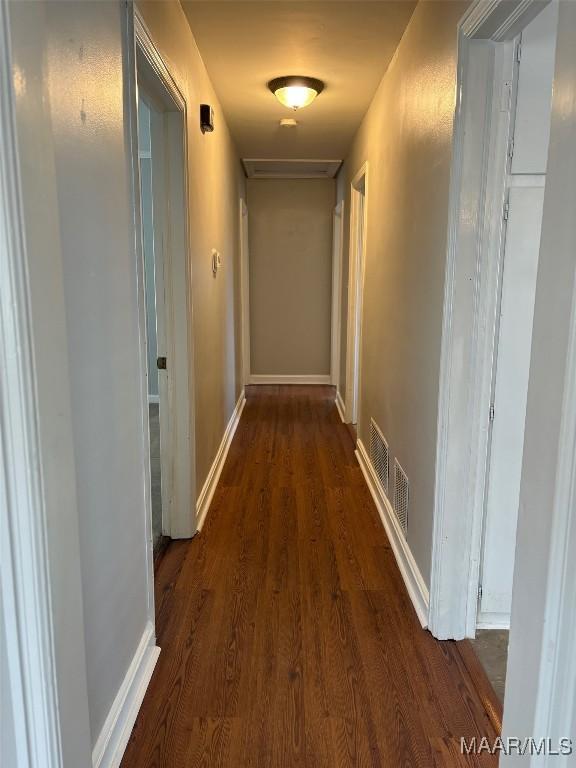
338,1,467,585
247,179,335,376
138,1,245,490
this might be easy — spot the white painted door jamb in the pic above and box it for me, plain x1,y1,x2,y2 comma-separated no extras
429,0,551,643
345,162,368,425
133,6,196,540
240,198,251,386
0,1,91,765
330,200,344,388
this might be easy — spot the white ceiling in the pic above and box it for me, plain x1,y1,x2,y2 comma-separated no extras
182,1,416,160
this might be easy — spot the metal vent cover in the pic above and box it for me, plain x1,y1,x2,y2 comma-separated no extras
369,418,389,495
393,459,409,536
242,158,342,179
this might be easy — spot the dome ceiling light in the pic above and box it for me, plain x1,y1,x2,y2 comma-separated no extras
268,76,325,111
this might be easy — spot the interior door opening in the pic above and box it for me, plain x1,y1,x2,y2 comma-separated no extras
345,165,368,426
239,198,250,386
470,0,557,706
134,17,196,556
138,94,166,555
331,201,344,388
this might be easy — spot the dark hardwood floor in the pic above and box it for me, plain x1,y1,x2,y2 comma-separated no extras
121,385,498,767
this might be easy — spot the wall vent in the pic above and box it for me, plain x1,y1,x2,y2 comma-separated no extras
369,419,389,495
393,459,409,536
242,158,342,179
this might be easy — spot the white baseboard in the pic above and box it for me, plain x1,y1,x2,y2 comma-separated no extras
147,394,159,405
356,439,429,628
249,374,331,385
335,390,346,423
476,611,511,630
92,621,160,768
196,389,246,531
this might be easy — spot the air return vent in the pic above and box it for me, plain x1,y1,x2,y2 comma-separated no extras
242,158,342,179
393,459,409,536
369,419,389,495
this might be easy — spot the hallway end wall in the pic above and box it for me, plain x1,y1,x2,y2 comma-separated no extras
246,178,335,378
339,0,468,587
137,0,246,495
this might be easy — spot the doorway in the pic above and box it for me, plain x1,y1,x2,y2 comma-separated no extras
430,0,559,713
345,164,368,425
134,11,196,544
478,1,557,631
472,0,557,703
331,201,344,389
239,198,250,386
137,95,166,554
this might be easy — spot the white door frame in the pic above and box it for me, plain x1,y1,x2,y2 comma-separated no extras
133,8,196,539
526,272,576,760
428,0,552,642
345,163,368,425
0,12,66,766
0,1,92,765
140,95,171,539
239,198,251,386
330,200,344,388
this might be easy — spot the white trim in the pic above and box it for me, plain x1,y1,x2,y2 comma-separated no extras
147,103,171,539
133,6,196,539
344,162,368,425
356,440,429,628
124,4,157,628
429,0,544,641
239,198,251,386
335,391,346,423
92,622,160,768
196,390,246,531
134,10,185,112
532,174,576,756
147,394,159,405
462,0,550,41
330,201,344,387
0,2,84,764
476,612,511,630
249,375,331,385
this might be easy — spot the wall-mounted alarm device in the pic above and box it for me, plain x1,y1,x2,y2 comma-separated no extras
200,104,214,133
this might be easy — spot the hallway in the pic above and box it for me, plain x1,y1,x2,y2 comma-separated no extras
121,386,497,767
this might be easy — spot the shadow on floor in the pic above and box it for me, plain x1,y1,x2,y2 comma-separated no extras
469,629,509,703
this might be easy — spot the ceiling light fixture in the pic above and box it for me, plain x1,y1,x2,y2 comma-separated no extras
268,76,324,111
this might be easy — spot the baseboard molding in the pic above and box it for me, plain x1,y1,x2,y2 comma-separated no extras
335,390,346,423
92,621,160,768
196,389,246,531
476,612,511,630
356,439,429,628
147,394,159,405
249,374,331,385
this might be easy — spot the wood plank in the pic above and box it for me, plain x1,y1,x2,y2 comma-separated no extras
121,385,498,768
455,640,503,734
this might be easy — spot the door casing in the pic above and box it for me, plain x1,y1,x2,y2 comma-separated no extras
345,163,368,425
331,201,344,388
429,0,553,642
133,9,196,541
